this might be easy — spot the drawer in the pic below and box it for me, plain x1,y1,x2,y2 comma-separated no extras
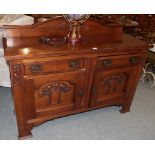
24,58,86,75
96,54,144,70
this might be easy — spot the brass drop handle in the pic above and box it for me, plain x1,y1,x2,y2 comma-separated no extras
30,64,42,73
103,59,112,67
130,57,138,65
69,60,80,68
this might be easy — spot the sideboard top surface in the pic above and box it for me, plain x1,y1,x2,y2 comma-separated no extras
3,16,148,60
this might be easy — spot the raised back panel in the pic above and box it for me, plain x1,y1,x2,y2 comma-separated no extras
3,16,123,47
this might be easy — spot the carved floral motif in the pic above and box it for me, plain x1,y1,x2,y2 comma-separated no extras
39,81,71,105
12,64,22,86
103,73,128,94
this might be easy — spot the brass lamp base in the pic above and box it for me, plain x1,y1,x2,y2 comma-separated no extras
63,14,90,44
65,33,82,44
65,36,82,44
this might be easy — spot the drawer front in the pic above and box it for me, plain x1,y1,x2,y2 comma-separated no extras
24,58,86,75
96,54,144,70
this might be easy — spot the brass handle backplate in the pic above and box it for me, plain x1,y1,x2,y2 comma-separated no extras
103,59,112,67
69,60,80,68
30,64,42,73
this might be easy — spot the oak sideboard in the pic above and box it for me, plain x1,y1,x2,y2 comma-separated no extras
3,16,147,139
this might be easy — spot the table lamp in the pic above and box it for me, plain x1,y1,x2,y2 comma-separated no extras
63,14,90,44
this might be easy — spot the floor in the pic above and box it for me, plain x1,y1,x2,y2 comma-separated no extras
0,82,155,140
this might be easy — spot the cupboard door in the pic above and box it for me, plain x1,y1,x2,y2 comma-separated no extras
24,71,85,120
90,67,133,107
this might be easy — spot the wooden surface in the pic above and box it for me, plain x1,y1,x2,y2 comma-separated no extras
3,16,148,139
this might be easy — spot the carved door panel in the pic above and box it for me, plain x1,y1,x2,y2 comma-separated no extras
90,67,133,107
24,72,85,119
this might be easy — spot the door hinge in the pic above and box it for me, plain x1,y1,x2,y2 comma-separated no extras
79,89,84,97
91,87,96,95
